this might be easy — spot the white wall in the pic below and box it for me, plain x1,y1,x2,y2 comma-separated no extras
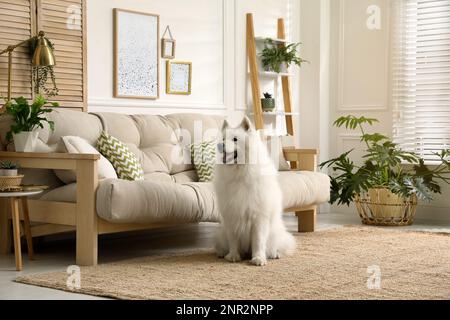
87,0,299,122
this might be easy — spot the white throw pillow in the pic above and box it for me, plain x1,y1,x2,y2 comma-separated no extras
54,136,118,184
264,136,292,171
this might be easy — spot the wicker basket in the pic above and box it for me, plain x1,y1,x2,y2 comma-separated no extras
355,188,418,226
0,175,24,192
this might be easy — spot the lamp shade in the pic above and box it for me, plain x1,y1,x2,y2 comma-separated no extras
32,32,55,67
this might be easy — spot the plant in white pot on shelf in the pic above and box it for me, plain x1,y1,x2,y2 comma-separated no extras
320,115,450,226
259,39,307,73
4,95,58,152
0,161,18,176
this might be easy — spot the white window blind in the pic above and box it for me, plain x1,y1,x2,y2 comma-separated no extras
392,0,450,162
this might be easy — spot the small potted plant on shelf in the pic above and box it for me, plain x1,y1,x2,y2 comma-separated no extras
261,92,276,112
0,161,18,176
259,39,306,73
4,95,58,152
320,115,450,226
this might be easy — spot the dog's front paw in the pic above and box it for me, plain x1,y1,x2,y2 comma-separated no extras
267,251,280,260
225,252,242,263
250,256,267,266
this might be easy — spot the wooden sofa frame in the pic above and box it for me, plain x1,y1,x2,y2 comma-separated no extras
0,148,318,266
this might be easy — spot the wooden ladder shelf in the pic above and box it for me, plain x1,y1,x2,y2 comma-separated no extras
246,13,295,137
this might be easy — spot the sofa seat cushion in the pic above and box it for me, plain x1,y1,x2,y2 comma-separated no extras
91,171,330,224
96,179,219,224
36,171,330,224
277,171,331,210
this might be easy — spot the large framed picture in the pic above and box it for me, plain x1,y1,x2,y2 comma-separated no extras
114,9,159,99
166,60,192,95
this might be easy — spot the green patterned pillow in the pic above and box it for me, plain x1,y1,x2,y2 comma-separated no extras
97,131,144,181
190,141,216,182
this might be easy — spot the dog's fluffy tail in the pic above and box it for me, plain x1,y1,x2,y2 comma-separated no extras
279,231,296,256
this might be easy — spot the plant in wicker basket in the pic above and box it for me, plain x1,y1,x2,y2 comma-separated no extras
320,116,450,226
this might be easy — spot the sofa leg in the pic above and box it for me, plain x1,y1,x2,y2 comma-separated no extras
0,198,12,254
76,160,99,266
76,224,98,266
296,207,316,233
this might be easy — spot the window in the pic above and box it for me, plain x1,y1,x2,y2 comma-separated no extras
392,0,450,162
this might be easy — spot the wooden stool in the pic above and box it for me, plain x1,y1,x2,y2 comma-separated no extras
0,191,43,271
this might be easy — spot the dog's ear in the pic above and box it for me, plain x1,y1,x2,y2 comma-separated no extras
221,119,229,131
240,116,253,132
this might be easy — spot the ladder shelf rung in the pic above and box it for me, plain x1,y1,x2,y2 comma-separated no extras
255,36,290,44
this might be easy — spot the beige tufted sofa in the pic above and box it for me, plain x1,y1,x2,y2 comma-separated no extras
0,109,330,266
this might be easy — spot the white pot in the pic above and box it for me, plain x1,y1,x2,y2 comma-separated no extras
13,131,39,152
0,169,18,176
279,62,289,74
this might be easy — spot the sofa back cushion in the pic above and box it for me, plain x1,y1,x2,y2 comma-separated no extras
95,112,223,177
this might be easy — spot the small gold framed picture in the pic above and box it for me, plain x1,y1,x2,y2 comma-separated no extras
166,60,192,95
162,38,176,59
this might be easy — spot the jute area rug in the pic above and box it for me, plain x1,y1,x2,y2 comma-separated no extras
16,226,450,300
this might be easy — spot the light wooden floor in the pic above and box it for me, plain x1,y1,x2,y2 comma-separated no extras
1,213,449,300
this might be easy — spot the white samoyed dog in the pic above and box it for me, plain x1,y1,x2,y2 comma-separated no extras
214,116,296,266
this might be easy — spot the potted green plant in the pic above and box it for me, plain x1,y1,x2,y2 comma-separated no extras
259,39,306,73
4,95,58,152
320,115,450,226
261,92,275,112
0,161,18,176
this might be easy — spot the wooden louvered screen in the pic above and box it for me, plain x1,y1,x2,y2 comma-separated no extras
0,0,35,101
37,0,86,110
0,0,87,111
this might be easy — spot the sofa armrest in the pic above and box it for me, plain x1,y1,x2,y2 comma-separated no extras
283,148,318,172
0,151,100,170
0,151,100,265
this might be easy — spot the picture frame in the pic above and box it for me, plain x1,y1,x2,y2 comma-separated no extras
162,38,176,59
113,8,160,100
166,60,192,95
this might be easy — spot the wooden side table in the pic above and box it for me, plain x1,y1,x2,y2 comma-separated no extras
0,190,43,271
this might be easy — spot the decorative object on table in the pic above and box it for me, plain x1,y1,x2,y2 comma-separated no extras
261,92,276,112
0,190,43,270
20,185,49,192
320,115,450,226
97,131,145,181
0,161,18,176
259,38,306,73
166,60,192,95
0,175,24,191
4,95,58,152
114,9,160,100
0,31,56,104
161,25,176,59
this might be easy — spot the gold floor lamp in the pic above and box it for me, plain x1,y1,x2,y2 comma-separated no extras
0,31,56,103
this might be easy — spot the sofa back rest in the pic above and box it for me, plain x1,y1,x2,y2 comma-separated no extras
96,112,223,176
0,109,223,180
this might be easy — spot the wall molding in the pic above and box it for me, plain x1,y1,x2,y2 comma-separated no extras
89,98,227,110
337,0,390,111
